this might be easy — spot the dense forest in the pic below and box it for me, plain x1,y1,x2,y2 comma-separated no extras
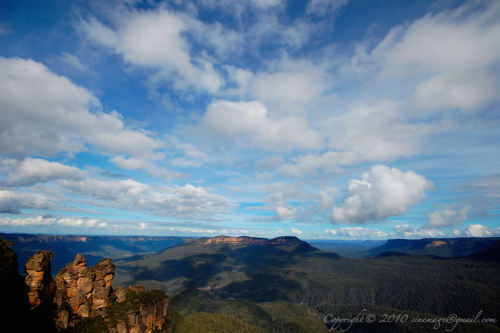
115,236,500,332
1,234,499,332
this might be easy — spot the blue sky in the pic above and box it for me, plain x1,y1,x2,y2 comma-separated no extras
0,0,498,239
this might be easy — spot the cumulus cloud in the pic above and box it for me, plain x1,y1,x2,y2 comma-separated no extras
59,178,236,220
425,204,470,228
332,165,433,224
2,158,86,187
463,224,500,237
0,57,163,159
0,190,55,214
290,227,302,235
82,9,223,93
199,100,322,151
279,102,436,177
325,227,388,238
346,1,500,114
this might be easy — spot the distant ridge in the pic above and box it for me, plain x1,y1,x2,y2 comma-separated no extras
182,235,305,246
367,237,500,257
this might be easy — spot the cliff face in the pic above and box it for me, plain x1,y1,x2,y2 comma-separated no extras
50,254,169,332
25,250,54,310
53,254,115,329
0,239,31,327
1,240,170,333
111,286,169,333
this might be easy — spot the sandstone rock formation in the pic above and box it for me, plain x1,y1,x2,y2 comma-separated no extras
25,250,54,310
110,285,169,333
0,240,170,333
53,254,115,329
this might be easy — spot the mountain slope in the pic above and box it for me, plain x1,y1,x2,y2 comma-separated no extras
0,233,183,274
114,235,499,328
365,237,500,257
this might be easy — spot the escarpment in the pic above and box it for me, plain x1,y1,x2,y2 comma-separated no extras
25,250,55,310
53,254,116,329
0,239,170,333
109,286,169,333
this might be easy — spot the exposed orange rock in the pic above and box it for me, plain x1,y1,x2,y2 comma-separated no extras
24,250,54,310
111,285,169,333
53,254,115,329
425,240,455,247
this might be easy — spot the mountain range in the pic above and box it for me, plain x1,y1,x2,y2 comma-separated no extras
1,233,499,332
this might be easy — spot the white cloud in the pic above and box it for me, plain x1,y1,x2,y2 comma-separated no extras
58,218,108,228
306,0,349,16
0,190,55,214
251,0,282,8
176,228,217,234
0,57,163,159
199,100,322,151
290,227,302,235
260,182,308,221
373,2,500,78
325,227,388,238
470,174,500,198
252,59,327,113
170,158,202,168
425,204,470,228
279,101,437,177
0,216,55,227
109,156,151,170
109,155,182,179
392,224,445,238
82,9,223,93
317,187,338,212
345,1,500,114
59,178,235,220
329,102,436,160
167,136,207,158
332,165,433,224
255,156,284,170
413,70,497,113
60,52,87,71
2,158,86,187
279,151,355,177
276,205,296,220
464,224,500,237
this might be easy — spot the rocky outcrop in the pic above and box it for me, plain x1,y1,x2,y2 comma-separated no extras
53,254,115,330
0,239,30,326
1,240,57,332
25,250,54,310
110,286,169,333
0,240,170,333
52,254,170,332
